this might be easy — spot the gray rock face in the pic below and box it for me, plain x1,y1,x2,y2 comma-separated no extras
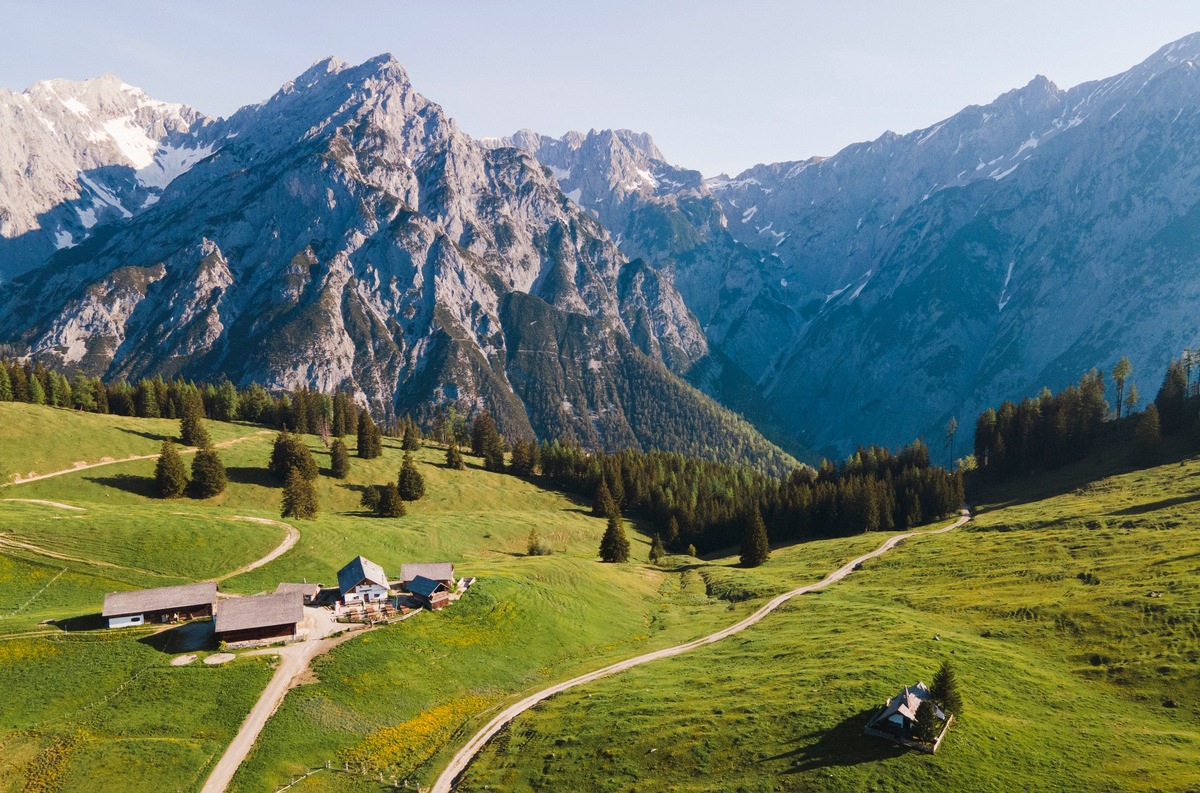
0,56,795,471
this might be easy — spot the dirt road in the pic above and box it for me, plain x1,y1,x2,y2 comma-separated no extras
430,512,970,793
3,430,272,486
214,517,300,582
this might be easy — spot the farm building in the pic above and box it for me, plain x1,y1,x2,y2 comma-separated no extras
337,556,390,604
275,582,321,604
400,562,454,590
102,581,218,628
866,681,946,739
214,592,304,647
408,575,450,610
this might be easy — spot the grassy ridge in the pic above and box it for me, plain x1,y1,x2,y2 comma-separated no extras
456,452,1200,792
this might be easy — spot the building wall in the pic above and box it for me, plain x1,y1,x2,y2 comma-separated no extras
108,614,145,629
344,584,389,604
217,623,297,646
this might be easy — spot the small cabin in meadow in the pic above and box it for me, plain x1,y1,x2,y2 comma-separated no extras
337,556,390,604
408,575,450,611
400,562,454,590
214,592,304,647
865,681,946,739
102,581,218,629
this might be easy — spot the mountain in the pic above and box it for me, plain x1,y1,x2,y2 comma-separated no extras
0,56,795,473
504,34,1200,458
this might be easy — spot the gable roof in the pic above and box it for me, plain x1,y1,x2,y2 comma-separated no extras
400,562,454,584
876,681,946,724
337,556,388,593
275,582,320,598
102,581,217,617
408,575,448,598
215,592,303,634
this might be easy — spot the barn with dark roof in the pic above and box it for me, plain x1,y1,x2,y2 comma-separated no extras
214,592,304,647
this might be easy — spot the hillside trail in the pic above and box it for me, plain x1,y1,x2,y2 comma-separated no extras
213,517,300,582
3,429,273,486
199,627,368,793
430,510,971,793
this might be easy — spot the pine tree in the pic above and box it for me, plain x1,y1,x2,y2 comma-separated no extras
471,412,497,456
599,509,631,563
0,364,11,401
401,419,421,451
281,465,319,519
593,478,616,518
739,509,771,568
329,438,350,479
376,482,406,517
357,411,382,459
397,452,426,500
1113,357,1132,420
914,700,940,743
1134,404,1162,462
359,484,382,512
482,432,506,473
665,515,680,547
686,544,697,557
527,527,550,556
28,375,45,405
931,660,963,716
180,392,211,448
446,442,465,470
190,448,227,498
649,533,666,564
154,439,188,498
269,430,318,480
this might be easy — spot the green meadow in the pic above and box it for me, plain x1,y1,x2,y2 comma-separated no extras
3,402,1199,792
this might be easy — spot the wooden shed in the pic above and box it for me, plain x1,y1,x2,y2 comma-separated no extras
408,575,450,611
400,562,454,590
214,592,304,647
102,581,218,629
275,582,321,604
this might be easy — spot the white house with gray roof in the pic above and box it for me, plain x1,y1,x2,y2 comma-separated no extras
337,556,390,604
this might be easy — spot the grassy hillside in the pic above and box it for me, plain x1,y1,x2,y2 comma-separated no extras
456,451,1200,792
0,404,852,791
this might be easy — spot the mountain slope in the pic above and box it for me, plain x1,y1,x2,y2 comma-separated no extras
0,57,794,472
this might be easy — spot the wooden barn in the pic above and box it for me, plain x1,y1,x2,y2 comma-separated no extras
214,592,304,647
408,575,450,611
102,581,218,629
337,556,390,604
400,562,454,591
275,581,321,604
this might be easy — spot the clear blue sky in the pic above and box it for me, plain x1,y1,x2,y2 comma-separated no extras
4,0,1200,176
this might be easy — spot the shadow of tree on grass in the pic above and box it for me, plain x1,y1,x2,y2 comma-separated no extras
764,707,908,774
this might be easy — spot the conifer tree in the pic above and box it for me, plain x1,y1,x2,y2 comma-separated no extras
401,418,421,451
483,437,506,473
281,465,319,519
527,527,549,556
471,412,498,456
9,365,29,402
28,375,45,405
1113,357,1133,420
446,442,465,470
376,482,406,517
686,544,697,557
649,533,666,564
599,509,630,563
931,660,963,716
154,439,188,498
914,700,940,743
739,509,771,568
269,430,318,480
665,515,680,547
0,365,11,401
357,411,382,459
359,484,382,512
593,478,616,518
180,391,211,448
329,438,350,479
1134,404,1162,462
190,448,227,498
397,452,426,500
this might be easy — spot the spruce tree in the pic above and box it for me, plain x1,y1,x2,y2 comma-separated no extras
527,527,547,556
483,438,506,473
329,438,350,479
649,533,666,564
269,430,318,480
593,478,616,518
281,465,319,519
401,419,421,451
446,442,465,470
665,515,680,547
397,452,426,500
914,700,940,743
357,411,382,459
739,509,771,568
359,484,382,512
180,392,211,448
599,509,630,563
471,412,497,456
28,375,45,405
154,439,188,498
1113,357,1133,420
0,364,11,401
190,448,227,498
1134,404,1162,462
931,660,963,716
376,482,406,517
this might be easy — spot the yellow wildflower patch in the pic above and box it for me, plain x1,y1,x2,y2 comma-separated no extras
339,695,492,777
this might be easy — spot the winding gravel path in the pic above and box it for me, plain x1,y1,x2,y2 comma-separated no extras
430,511,971,793
213,517,300,582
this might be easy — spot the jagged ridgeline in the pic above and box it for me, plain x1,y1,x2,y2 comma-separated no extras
0,55,797,471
